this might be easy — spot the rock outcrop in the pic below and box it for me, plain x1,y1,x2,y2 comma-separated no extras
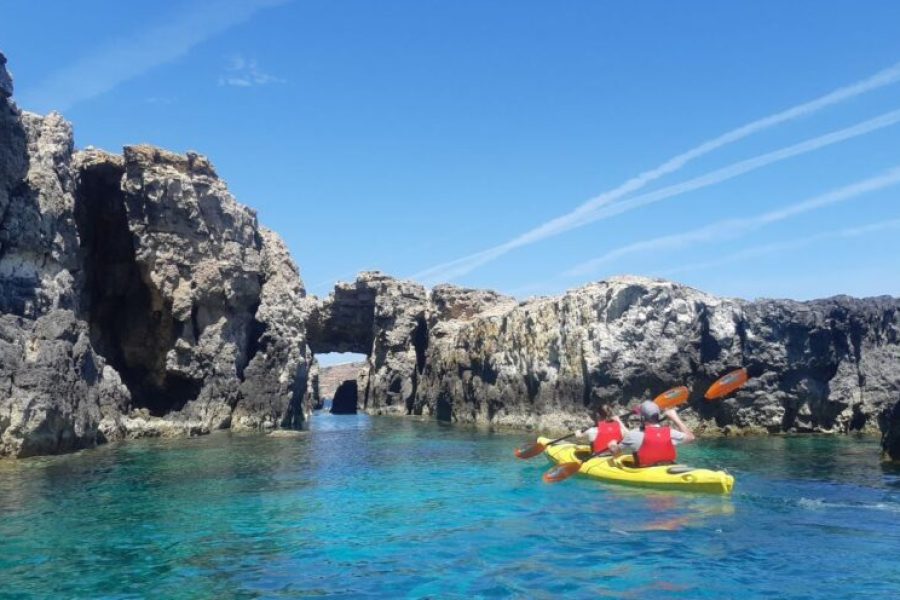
411,277,900,435
0,61,129,457
0,54,312,457
307,272,428,415
312,274,899,443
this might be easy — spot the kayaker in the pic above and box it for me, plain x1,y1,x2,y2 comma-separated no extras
609,400,695,467
573,405,626,455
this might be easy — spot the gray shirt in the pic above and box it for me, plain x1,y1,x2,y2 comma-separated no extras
619,426,687,452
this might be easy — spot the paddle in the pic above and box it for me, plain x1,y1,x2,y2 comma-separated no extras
541,370,750,484
514,385,688,460
514,432,576,459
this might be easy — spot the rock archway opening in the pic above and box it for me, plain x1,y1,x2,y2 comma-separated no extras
74,158,198,416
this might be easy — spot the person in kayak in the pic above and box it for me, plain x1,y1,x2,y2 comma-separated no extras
573,405,626,455
609,400,695,467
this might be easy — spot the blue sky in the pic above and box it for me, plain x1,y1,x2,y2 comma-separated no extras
4,0,900,305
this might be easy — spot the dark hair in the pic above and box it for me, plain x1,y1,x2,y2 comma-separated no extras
593,404,611,421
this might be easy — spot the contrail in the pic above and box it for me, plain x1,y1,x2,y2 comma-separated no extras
413,60,900,284
657,218,900,277
415,108,900,283
565,165,900,277
19,0,289,112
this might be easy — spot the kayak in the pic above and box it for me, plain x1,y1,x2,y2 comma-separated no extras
538,436,734,494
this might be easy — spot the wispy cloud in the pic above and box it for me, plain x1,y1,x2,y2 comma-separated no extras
565,165,900,277
656,218,900,277
218,54,285,87
20,0,289,112
415,107,900,284
412,60,900,284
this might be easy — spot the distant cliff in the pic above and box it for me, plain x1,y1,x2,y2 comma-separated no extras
318,362,366,401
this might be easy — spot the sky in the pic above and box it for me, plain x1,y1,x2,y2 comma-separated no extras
3,0,900,312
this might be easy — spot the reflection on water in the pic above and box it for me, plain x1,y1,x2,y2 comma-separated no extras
1,415,898,598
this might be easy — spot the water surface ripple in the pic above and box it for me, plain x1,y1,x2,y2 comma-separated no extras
1,414,898,598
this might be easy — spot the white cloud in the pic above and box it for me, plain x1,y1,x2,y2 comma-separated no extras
411,60,900,284
565,165,900,277
20,0,289,112
218,54,285,87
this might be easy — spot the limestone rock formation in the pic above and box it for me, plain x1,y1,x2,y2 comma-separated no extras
74,145,313,434
307,272,429,415
409,277,900,436
1,53,313,457
0,64,129,457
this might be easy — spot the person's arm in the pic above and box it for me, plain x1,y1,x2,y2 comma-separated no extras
574,426,598,440
612,415,628,438
664,409,695,443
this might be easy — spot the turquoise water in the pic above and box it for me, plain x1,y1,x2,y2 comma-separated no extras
2,414,899,599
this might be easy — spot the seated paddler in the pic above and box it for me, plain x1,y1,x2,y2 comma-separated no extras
609,400,695,467
573,405,626,456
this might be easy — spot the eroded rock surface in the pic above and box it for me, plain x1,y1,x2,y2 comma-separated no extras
1,53,313,457
73,146,314,434
410,277,900,437
0,68,129,457
308,272,428,415
315,275,899,444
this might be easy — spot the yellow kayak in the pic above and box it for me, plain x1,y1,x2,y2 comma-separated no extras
538,436,734,494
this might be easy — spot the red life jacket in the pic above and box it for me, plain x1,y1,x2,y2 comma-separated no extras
592,420,623,453
634,425,676,467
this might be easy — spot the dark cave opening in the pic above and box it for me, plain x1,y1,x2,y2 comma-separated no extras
74,161,198,416
413,315,428,373
330,379,359,414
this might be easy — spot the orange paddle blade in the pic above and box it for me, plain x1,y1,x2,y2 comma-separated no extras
514,442,546,459
653,386,690,410
705,368,749,400
542,462,583,484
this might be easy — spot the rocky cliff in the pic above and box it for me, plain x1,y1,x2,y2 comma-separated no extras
311,273,900,458
0,54,312,457
3,49,900,461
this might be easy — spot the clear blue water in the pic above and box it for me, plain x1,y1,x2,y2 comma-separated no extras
2,413,899,599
